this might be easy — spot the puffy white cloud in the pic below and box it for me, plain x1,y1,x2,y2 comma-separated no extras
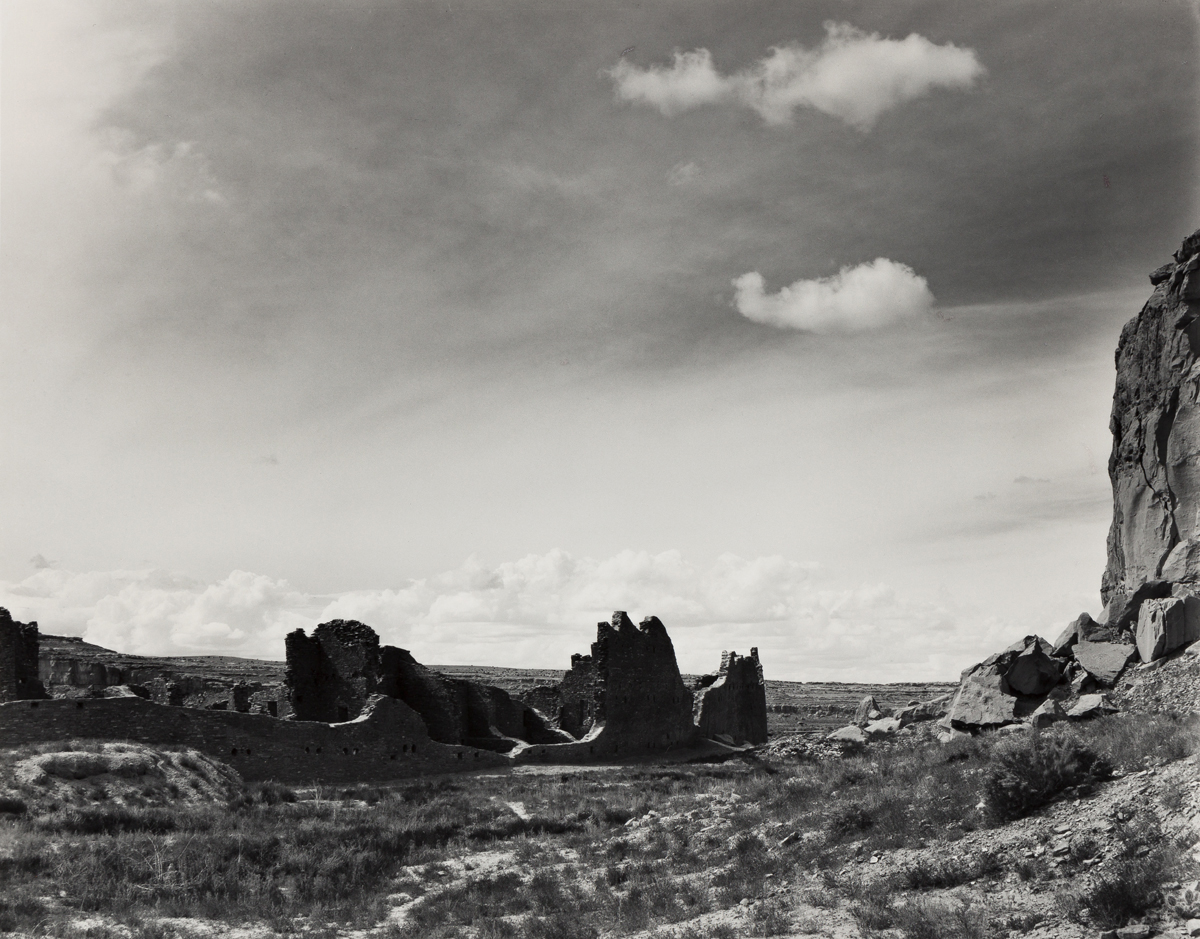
0,549,1019,680
733,258,935,333
609,22,984,129
609,49,733,117
2,568,316,658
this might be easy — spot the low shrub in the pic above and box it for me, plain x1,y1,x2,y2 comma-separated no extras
254,781,297,806
889,897,988,939
825,801,874,839
982,731,1110,822
37,805,178,835
845,878,894,933
1081,852,1177,927
899,851,1001,891
1082,713,1200,772
0,797,27,815
747,899,792,936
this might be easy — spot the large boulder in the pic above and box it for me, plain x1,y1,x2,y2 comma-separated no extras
1067,694,1118,719
1073,641,1138,685
1028,699,1068,729
863,717,901,739
1100,582,1173,634
1137,596,1200,662
1005,642,1062,696
827,725,867,745
1052,613,1102,655
853,695,879,726
946,665,1016,728
893,694,951,727
1055,611,1121,649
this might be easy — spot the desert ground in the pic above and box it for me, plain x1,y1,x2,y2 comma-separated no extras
3,660,1199,939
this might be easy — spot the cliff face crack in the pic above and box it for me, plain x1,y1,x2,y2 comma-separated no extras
1153,388,1182,575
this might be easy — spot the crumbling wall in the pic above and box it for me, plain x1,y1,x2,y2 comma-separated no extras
599,614,697,749
0,609,47,703
693,648,768,745
378,646,570,751
518,684,561,723
285,620,381,722
558,652,603,738
0,694,507,783
378,646,466,742
532,612,700,758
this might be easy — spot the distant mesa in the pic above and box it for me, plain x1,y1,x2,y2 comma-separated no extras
0,608,768,782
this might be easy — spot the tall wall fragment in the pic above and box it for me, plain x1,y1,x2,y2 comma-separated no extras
0,608,47,703
285,620,381,722
551,611,699,754
693,648,768,745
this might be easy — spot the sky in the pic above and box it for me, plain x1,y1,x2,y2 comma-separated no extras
2,0,1198,681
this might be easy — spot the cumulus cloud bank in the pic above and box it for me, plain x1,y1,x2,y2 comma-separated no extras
609,22,984,129
0,550,1020,681
733,258,935,332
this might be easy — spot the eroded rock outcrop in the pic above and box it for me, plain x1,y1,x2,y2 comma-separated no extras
1104,229,1200,607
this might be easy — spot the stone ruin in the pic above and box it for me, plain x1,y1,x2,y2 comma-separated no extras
0,608,47,703
284,620,571,752
2,605,768,777
286,619,382,723
377,647,572,751
555,612,697,750
284,611,768,756
36,633,288,715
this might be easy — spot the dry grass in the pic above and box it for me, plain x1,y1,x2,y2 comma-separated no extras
0,712,1196,936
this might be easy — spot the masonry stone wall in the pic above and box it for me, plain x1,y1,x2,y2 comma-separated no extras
0,609,47,703
378,646,466,743
533,612,701,758
286,620,382,722
693,648,768,745
0,693,507,783
557,652,603,738
378,646,571,751
13,610,764,774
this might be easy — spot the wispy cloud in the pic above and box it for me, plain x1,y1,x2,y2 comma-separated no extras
733,258,934,332
609,22,984,129
0,550,1012,680
667,161,701,186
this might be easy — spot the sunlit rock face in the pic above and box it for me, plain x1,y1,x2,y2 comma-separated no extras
1103,229,1200,610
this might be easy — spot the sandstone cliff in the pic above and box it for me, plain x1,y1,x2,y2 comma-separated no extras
1103,228,1200,609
